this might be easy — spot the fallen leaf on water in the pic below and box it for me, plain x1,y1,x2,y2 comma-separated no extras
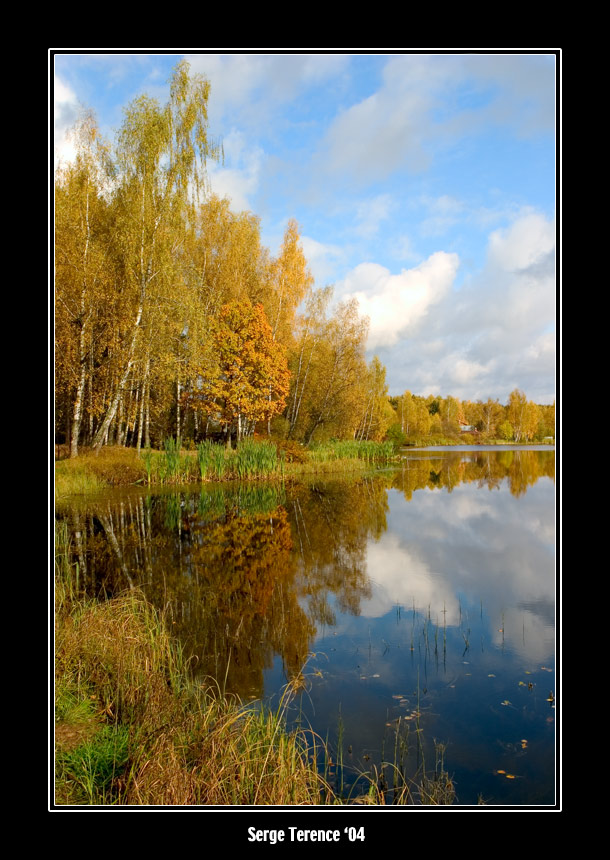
496,770,506,775
372,674,380,678
505,774,516,779
518,681,526,686
501,700,511,706
521,740,528,749
488,674,496,678
392,694,405,699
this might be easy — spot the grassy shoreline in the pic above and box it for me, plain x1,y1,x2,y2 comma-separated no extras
54,520,330,805
54,522,456,807
55,436,554,499
54,440,395,498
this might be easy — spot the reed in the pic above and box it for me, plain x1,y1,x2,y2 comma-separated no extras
235,438,279,479
163,438,182,481
196,440,213,480
210,443,228,479
309,440,395,464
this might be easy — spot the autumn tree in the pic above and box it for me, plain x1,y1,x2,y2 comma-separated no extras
266,219,314,346
507,389,539,442
188,301,290,445
480,398,505,438
284,286,333,440
355,356,393,441
298,298,369,444
55,110,114,456
90,61,221,452
537,402,555,439
440,395,464,436
189,194,268,317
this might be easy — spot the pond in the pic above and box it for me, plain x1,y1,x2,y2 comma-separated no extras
56,447,556,806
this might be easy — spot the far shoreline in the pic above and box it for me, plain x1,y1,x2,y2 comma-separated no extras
402,444,555,452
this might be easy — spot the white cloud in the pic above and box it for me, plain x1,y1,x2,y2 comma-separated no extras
359,532,460,621
339,251,459,349
207,130,264,211
322,79,432,180
448,357,490,387
487,211,555,272
186,53,349,130
54,75,80,165
319,54,554,184
300,235,345,287
383,209,556,402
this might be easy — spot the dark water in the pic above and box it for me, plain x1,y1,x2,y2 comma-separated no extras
56,448,556,806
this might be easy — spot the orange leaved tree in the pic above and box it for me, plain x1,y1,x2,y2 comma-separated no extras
191,301,290,445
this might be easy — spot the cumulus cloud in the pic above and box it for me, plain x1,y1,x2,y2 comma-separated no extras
382,209,556,402
339,251,459,349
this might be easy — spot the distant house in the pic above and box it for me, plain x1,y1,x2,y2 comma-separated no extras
459,421,477,433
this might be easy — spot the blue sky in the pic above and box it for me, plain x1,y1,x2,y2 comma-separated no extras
53,51,557,404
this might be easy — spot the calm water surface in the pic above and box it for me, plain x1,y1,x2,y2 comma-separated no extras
57,448,556,806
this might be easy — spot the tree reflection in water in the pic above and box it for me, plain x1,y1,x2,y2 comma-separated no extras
56,450,554,701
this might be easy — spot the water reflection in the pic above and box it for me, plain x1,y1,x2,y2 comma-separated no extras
57,451,554,691
57,449,555,804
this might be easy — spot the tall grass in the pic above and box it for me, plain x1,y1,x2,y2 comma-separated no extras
54,522,455,806
309,440,395,464
54,522,330,805
196,440,213,480
56,439,400,495
55,590,330,805
235,439,280,478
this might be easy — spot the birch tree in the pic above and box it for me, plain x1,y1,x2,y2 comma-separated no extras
91,61,221,451
55,110,114,456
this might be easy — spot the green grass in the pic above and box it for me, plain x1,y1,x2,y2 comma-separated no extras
309,440,395,463
56,439,400,495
